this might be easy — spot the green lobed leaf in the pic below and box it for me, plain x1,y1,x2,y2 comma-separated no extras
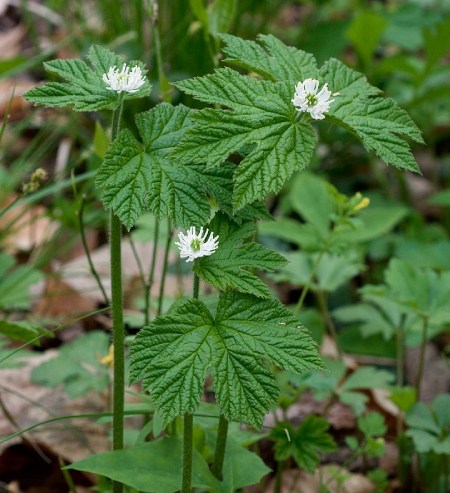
384,258,450,325
96,103,211,229
173,67,317,210
327,96,423,173
341,366,394,392
25,45,151,111
271,416,336,472
321,58,423,173
220,33,318,83
272,250,363,293
173,35,422,208
130,290,322,428
194,213,286,298
333,303,398,340
357,412,387,438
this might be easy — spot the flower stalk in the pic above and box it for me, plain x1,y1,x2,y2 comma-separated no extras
182,269,200,492
110,93,125,493
211,414,229,481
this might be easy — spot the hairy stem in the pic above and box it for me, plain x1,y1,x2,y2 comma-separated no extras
274,460,286,493
110,94,125,493
211,414,229,480
182,413,194,493
181,271,199,493
144,219,160,325
157,219,173,316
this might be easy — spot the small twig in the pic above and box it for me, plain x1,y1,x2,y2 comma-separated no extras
77,193,110,306
317,290,342,358
0,393,50,463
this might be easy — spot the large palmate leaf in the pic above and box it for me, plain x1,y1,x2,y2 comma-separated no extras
220,33,318,83
194,213,286,298
25,45,151,111
130,290,322,428
173,36,422,210
96,103,212,229
173,67,317,210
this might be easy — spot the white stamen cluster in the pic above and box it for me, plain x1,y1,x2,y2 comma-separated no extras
292,78,334,120
102,64,146,94
175,226,219,262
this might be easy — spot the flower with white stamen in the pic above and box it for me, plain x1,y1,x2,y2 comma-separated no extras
292,78,334,120
102,63,146,94
175,226,219,262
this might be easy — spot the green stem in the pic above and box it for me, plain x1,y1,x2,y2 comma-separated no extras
293,250,326,316
211,415,228,480
182,413,194,493
110,94,125,493
317,290,342,358
144,219,160,325
415,315,429,401
274,460,285,493
396,315,406,449
396,315,406,388
157,219,173,316
111,213,124,493
181,271,199,493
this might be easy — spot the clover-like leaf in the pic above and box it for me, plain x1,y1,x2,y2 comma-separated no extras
193,213,285,298
96,103,212,229
25,45,151,111
130,290,323,428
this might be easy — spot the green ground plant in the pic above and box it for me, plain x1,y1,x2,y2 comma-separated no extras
0,1,449,493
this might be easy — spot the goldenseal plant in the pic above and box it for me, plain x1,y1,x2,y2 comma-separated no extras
23,33,422,493
25,46,151,493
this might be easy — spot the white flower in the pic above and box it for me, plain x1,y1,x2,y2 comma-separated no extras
292,78,334,120
102,63,146,94
175,226,219,262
